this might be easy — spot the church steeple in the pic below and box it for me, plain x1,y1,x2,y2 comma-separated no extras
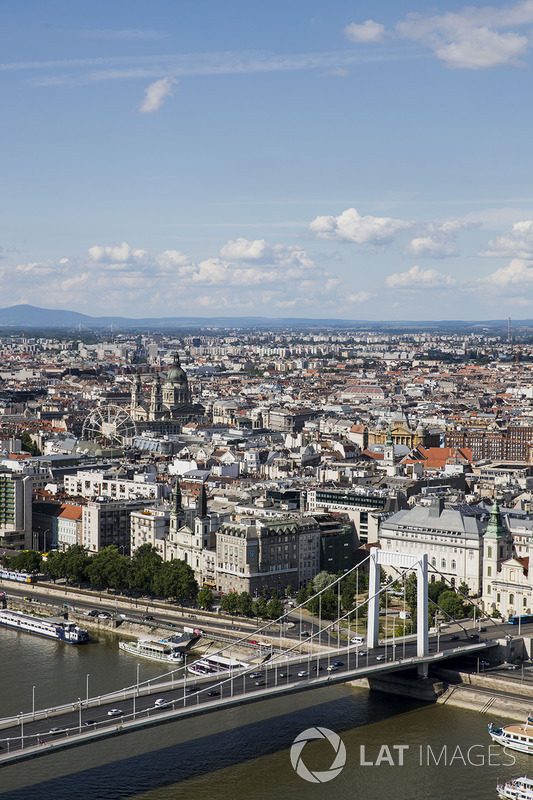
172,481,183,516
198,483,208,518
484,498,507,539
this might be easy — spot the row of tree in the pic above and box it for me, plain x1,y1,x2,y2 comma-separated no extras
4,544,199,605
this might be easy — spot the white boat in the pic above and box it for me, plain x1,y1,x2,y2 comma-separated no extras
489,717,533,755
0,609,90,644
497,776,533,799
119,637,185,663
187,653,249,676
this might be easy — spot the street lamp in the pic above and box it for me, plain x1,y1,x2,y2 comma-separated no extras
19,713,24,750
32,686,36,721
86,674,90,708
78,698,82,732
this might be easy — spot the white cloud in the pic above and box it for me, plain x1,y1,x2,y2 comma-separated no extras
345,20,386,43
3,236,345,316
406,236,458,258
220,238,270,261
346,291,373,303
139,76,178,113
485,257,533,286
481,220,533,257
88,241,148,265
434,27,528,69
347,1,533,69
386,265,457,289
309,207,413,245
405,220,474,258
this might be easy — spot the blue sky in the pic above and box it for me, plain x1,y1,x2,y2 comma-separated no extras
2,0,533,321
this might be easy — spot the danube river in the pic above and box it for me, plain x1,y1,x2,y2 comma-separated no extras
0,625,526,800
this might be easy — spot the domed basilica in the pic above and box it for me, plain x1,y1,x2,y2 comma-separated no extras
130,352,204,432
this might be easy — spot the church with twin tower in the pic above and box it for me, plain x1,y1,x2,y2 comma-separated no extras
130,352,204,433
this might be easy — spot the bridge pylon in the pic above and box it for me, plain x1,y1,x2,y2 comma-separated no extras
367,548,428,660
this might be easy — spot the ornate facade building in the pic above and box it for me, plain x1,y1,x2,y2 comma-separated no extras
130,353,204,433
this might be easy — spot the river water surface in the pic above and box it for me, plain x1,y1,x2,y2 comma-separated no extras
0,622,526,800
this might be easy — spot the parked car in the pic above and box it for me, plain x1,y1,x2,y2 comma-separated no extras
98,612,111,619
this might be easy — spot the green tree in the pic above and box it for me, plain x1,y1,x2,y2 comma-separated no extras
438,590,466,619
20,432,40,456
154,559,198,604
8,550,42,573
44,550,67,582
341,587,355,612
86,546,130,591
237,591,254,616
404,573,417,614
267,597,284,619
253,596,268,619
285,585,293,597
312,571,336,593
131,543,163,594
63,545,90,586
197,585,214,610
220,592,239,614
296,587,308,605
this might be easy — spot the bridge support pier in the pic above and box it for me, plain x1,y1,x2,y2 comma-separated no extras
417,662,429,679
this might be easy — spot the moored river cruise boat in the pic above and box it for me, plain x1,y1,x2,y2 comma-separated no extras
119,637,185,663
488,716,533,755
0,608,90,643
187,653,250,676
497,776,533,799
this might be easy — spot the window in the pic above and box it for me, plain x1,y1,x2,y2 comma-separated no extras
487,566,492,577
441,559,446,570
487,546,492,558
509,594,514,605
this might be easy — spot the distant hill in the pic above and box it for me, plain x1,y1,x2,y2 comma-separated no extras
0,304,530,331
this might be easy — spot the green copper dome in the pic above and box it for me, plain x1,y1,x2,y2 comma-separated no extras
166,352,187,385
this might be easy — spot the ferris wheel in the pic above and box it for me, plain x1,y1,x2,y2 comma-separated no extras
82,404,137,445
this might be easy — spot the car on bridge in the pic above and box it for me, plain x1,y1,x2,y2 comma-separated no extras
207,689,220,697
107,708,123,716
154,698,170,708
48,728,66,736
186,685,201,693
297,670,308,677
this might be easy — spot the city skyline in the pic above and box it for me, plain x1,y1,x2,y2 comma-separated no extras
3,0,533,320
